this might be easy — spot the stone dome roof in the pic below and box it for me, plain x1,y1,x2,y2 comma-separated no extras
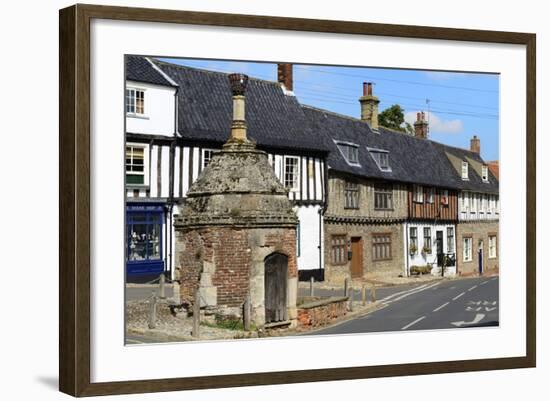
176,139,298,229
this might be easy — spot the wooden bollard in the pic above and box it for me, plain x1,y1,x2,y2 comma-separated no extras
344,278,349,297
243,294,251,331
159,273,166,299
349,287,354,311
370,284,377,303
361,285,366,306
192,289,200,338
309,276,315,297
148,292,157,329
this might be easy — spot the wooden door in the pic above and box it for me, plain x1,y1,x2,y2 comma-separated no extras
264,253,288,323
350,237,363,278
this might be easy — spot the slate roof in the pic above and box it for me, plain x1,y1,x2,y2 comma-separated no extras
126,56,177,88
153,59,328,153
302,105,499,194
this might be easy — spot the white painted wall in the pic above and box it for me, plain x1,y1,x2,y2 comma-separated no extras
407,222,457,276
296,205,323,271
125,80,176,136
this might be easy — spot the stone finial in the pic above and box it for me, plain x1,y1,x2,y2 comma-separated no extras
228,73,249,142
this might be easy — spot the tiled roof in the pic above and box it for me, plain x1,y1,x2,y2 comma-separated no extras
153,60,328,153
126,56,177,88
302,105,499,194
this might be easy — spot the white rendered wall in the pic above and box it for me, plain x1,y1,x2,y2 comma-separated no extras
125,80,176,136
407,222,457,276
296,205,322,270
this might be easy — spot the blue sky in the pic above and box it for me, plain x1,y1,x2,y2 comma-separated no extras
160,58,499,161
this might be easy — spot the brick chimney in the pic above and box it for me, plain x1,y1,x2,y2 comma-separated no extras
359,82,380,130
277,63,293,92
470,135,480,154
413,111,429,139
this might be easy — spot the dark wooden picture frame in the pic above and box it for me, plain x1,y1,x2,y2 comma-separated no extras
59,3,536,397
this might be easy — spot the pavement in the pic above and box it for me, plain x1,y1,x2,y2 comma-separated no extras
308,276,499,335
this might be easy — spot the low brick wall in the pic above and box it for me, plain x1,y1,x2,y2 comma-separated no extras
297,297,348,328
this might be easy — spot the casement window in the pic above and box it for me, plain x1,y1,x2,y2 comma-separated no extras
447,227,455,253
481,195,488,214
374,184,393,210
461,161,469,180
489,235,497,259
463,237,473,262
427,187,435,204
283,156,300,191
423,227,432,253
462,192,470,212
344,181,359,209
489,196,496,214
336,142,360,166
368,148,391,172
331,235,347,265
126,144,148,186
471,193,478,213
126,88,145,115
482,165,489,182
202,148,216,169
413,185,424,203
409,227,418,254
440,189,449,206
372,233,392,261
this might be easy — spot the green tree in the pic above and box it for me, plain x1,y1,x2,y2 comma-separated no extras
378,104,414,135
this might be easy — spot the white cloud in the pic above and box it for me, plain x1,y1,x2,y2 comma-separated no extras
404,111,463,134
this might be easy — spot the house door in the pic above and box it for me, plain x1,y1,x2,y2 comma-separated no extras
350,237,363,278
436,230,444,267
264,253,288,324
478,240,484,275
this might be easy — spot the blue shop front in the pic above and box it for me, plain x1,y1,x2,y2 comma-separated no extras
126,203,168,283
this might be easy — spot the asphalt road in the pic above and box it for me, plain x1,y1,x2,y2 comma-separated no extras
310,276,499,335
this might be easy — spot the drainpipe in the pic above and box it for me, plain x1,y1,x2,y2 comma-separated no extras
405,221,410,277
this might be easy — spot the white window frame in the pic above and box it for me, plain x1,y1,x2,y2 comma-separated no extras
413,185,424,203
125,142,150,187
463,237,473,262
201,148,217,169
283,155,300,192
427,187,435,204
126,87,146,116
461,161,469,180
482,165,489,182
488,235,497,259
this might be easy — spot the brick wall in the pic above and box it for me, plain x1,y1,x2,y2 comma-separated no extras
456,221,499,276
297,298,348,327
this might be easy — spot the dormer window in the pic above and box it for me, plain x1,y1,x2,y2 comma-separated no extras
482,165,489,182
368,147,391,172
461,161,469,180
126,88,145,115
335,141,360,166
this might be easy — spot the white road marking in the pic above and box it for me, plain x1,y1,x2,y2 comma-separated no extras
451,313,485,327
386,282,440,304
380,284,429,302
480,280,489,286
453,292,465,301
491,277,498,281
401,316,426,330
433,302,450,312
468,285,478,291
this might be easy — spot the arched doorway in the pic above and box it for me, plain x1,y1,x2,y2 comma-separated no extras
264,253,288,323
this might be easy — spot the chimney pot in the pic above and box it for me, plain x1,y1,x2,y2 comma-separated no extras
367,82,373,96
363,82,368,96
